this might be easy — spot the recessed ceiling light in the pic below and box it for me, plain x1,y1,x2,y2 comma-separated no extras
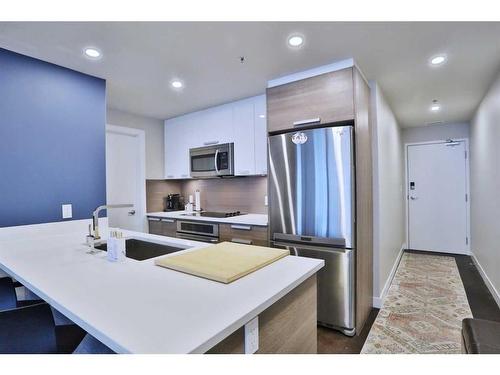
84,47,101,59
430,54,447,66
430,100,441,111
171,80,183,89
288,35,304,48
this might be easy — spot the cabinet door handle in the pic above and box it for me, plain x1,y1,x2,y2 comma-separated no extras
203,140,220,146
293,118,321,127
161,218,175,223
231,225,252,231
148,217,161,222
232,238,252,245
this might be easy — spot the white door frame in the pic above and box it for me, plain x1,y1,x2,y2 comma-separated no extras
404,138,470,254
106,124,147,233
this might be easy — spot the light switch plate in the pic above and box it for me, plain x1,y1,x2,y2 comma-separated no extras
244,316,259,354
62,204,72,219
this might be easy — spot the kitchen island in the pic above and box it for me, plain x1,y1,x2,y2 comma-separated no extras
0,219,323,354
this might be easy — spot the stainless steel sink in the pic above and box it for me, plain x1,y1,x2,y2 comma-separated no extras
94,238,187,261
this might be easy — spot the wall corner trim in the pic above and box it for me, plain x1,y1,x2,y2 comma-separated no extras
373,244,405,308
471,252,500,309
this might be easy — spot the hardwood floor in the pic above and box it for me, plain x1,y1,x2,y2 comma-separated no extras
317,308,379,354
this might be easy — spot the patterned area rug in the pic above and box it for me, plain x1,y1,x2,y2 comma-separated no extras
361,252,473,354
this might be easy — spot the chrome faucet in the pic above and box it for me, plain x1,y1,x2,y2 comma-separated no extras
87,204,133,245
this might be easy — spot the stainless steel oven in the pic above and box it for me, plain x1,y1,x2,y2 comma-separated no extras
189,143,234,178
176,220,219,243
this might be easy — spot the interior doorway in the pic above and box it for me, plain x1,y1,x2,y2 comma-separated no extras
105,124,147,232
406,140,470,254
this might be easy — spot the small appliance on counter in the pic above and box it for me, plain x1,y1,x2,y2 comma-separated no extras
164,194,184,211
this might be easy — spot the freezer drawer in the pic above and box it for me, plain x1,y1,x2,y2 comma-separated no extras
272,241,355,335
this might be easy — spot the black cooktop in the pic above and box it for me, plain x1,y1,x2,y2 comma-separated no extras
200,211,242,218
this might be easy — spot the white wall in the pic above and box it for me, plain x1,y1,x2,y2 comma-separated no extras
370,82,406,307
107,108,164,179
403,122,470,144
470,72,500,305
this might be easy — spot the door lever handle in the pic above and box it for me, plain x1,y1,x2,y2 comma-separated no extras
128,210,136,216
410,196,418,200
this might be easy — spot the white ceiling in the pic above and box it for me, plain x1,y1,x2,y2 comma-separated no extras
1,22,500,127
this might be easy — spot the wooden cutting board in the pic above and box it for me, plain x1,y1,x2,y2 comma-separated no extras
154,242,289,284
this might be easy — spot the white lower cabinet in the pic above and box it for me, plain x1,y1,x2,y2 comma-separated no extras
164,95,268,179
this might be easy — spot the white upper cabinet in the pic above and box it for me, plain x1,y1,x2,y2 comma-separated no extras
193,104,234,148
232,98,256,176
164,116,191,179
254,95,268,175
164,95,268,179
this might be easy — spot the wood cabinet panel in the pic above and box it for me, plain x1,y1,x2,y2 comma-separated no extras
148,218,163,235
352,67,373,335
266,68,354,133
148,218,177,238
219,224,268,246
207,275,317,354
160,218,177,237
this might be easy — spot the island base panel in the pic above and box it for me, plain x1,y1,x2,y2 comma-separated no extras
207,275,317,354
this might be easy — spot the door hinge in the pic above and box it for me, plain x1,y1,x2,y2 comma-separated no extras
465,150,467,159
465,193,468,202
466,237,469,245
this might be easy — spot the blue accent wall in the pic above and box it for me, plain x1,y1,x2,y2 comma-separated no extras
0,48,106,227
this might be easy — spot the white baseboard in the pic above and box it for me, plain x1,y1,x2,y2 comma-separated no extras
471,253,500,308
373,244,406,308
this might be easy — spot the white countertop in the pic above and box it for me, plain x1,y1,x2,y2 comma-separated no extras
147,211,268,227
0,219,322,353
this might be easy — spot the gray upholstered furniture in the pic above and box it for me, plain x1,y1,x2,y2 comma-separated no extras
462,318,500,354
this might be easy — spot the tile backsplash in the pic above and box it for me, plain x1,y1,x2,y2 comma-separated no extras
146,180,181,212
146,176,268,214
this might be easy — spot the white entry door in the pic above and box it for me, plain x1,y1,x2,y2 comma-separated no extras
407,141,469,254
105,125,146,232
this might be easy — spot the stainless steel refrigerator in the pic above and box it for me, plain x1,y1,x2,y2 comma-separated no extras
268,124,355,336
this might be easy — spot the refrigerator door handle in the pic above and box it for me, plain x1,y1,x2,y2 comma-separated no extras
272,241,352,254
273,233,347,248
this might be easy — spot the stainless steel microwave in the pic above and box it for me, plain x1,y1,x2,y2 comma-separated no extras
189,143,234,178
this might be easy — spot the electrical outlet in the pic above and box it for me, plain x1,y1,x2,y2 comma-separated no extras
244,316,259,354
264,195,268,206
62,204,72,219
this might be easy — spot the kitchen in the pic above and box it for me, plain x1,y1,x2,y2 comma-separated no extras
140,61,372,337
1,14,500,366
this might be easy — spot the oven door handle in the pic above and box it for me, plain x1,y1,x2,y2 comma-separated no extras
177,232,219,243
214,149,220,175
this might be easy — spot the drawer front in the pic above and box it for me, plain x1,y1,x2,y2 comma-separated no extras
266,68,354,133
148,218,177,237
148,218,163,235
219,224,269,246
160,218,177,237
